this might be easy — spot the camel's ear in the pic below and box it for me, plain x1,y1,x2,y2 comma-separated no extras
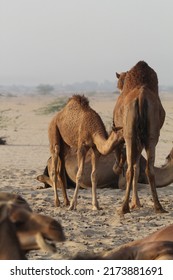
116,72,120,79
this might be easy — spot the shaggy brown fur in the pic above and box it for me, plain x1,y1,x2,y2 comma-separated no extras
120,61,158,95
114,61,166,214
48,94,123,210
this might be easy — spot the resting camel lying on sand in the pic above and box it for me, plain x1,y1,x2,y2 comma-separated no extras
37,147,173,190
74,224,173,260
48,94,123,210
0,192,65,259
37,148,123,189
113,61,166,214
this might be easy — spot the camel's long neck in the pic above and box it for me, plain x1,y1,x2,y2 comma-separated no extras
93,131,120,155
154,164,173,188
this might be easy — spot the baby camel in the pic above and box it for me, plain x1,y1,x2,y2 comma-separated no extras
48,94,123,210
0,192,65,259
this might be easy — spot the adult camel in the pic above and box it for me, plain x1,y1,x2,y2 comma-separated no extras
113,61,166,214
48,94,123,210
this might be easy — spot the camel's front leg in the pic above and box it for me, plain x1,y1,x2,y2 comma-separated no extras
91,148,100,210
69,146,87,210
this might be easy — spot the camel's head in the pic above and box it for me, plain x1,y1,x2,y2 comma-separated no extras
8,205,65,253
10,208,66,243
116,72,127,92
0,193,66,253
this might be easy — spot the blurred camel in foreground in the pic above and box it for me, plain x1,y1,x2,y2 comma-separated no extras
0,192,65,260
0,203,26,260
48,94,123,210
113,61,166,214
74,224,173,260
37,146,173,191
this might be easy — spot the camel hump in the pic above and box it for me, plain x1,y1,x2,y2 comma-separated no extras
123,61,158,94
68,94,89,108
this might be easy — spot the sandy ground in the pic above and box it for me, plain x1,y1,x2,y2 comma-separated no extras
0,91,173,260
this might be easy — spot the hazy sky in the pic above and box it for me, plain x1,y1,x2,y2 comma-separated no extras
0,0,173,86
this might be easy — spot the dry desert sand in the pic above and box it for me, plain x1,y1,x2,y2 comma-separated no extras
0,91,173,260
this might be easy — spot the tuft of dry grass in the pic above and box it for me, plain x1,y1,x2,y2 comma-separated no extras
35,98,67,115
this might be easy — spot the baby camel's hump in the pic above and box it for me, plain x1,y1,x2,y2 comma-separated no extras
57,95,92,148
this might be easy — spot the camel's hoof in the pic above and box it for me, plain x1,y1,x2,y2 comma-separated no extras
119,205,130,215
92,201,100,211
117,208,125,218
68,202,77,211
155,207,168,214
68,206,76,211
64,199,70,207
92,205,100,211
55,200,60,207
131,203,143,210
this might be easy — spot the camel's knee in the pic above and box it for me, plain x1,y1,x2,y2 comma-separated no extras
76,173,82,185
126,167,133,181
91,170,98,184
145,165,154,179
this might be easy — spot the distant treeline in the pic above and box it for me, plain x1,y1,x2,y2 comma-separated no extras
0,80,117,95
0,82,173,96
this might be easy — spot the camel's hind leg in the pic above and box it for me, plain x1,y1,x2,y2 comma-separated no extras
120,136,142,214
120,141,133,214
69,146,88,210
49,119,69,207
145,144,167,213
51,144,61,207
131,156,142,209
91,147,100,210
59,154,70,206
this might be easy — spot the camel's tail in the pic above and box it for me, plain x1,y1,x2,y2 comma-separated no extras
134,94,148,149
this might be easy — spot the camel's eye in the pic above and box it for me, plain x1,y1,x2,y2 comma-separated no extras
14,220,26,227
